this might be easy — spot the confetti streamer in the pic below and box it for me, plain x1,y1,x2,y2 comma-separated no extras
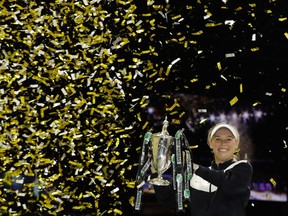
230,96,238,106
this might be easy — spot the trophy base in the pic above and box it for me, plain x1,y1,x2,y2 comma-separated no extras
149,177,170,186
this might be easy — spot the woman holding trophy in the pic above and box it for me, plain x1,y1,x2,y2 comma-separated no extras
152,122,253,216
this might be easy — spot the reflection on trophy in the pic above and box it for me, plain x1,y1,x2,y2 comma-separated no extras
149,117,174,186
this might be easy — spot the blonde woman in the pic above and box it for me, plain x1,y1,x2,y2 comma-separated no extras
154,122,253,216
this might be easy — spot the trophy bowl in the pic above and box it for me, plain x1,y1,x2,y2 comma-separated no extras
149,132,173,186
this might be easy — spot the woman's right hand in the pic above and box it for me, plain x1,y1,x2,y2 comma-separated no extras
193,163,199,172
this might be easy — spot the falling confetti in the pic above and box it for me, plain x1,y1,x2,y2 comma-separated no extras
0,0,287,215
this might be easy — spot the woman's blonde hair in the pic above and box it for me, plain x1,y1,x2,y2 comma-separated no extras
207,122,240,144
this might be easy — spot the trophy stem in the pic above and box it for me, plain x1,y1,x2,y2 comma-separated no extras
149,174,170,186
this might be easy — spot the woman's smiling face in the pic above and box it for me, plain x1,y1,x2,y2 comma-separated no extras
209,128,239,165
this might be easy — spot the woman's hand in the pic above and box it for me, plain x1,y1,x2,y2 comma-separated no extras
193,163,199,172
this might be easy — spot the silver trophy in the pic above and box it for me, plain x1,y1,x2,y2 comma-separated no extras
149,117,173,186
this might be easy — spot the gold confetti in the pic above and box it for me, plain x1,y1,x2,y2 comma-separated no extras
269,178,277,187
251,47,260,52
230,96,238,106
253,102,261,106
217,62,222,71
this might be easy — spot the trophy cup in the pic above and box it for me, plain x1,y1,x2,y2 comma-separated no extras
135,116,192,212
149,117,174,186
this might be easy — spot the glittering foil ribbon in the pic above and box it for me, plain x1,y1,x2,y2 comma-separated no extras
174,129,184,212
140,132,152,169
184,150,192,201
135,186,143,211
171,153,176,190
176,173,183,211
175,129,183,166
173,128,193,212
134,132,152,211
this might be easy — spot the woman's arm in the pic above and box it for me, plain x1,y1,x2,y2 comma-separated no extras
195,162,253,195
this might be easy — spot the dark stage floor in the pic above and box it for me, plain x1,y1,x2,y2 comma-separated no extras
140,192,288,216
